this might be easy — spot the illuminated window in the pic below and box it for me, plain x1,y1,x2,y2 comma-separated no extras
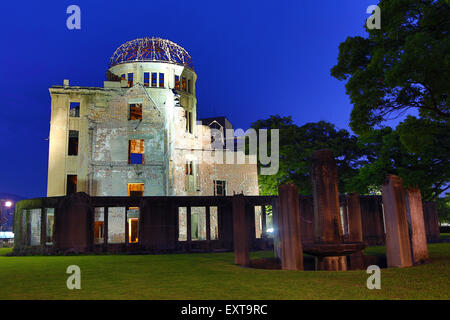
129,103,142,120
128,217,139,243
127,73,133,86
151,73,157,87
128,183,144,196
175,75,180,90
128,140,145,164
68,130,78,156
159,73,164,87
144,72,150,87
182,77,187,91
214,180,226,196
121,74,126,80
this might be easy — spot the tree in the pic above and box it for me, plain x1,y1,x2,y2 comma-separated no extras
331,0,449,134
436,194,450,225
350,116,450,200
251,115,363,195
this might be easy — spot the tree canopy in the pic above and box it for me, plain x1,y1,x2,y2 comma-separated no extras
351,116,449,200
331,0,449,134
252,115,449,201
251,115,363,195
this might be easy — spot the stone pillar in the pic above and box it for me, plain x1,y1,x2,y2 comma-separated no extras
406,188,429,264
381,175,413,268
277,184,303,270
54,192,94,253
232,194,249,266
347,193,365,269
311,149,346,271
423,202,440,243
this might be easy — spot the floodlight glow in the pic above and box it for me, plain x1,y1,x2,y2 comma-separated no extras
4,201,12,208
267,228,274,233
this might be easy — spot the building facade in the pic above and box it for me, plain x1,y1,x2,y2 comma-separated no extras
47,37,259,199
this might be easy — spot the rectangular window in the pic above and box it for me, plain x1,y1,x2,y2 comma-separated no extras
67,175,77,194
128,183,144,196
108,207,125,244
69,102,80,117
128,140,145,164
151,73,157,87
210,206,218,240
185,110,192,133
178,207,187,241
185,161,194,192
121,74,126,80
94,207,104,245
182,77,187,91
185,161,199,192
30,209,41,246
159,73,165,87
129,103,142,120
46,208,54,245
127,208,139,243
175,75,180,90
191,207,207,241
144,72,150,87
188,79,192,93
127,73,133,86
214,180,226,196
68,130,79,156
255,206,262,239
195,161,200,191
186,162,193,176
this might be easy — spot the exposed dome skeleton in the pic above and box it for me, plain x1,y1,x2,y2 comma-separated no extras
109,37,194,69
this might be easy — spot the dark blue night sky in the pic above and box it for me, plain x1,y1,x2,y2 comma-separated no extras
0,0,379,198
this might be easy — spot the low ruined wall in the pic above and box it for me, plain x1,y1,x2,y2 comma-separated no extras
12,193,440,255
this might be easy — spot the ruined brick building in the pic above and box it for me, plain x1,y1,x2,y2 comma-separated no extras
46,38,259,243
47,37,259,199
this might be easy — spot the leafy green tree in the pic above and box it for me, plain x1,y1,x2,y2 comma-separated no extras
350,116,449,200
331,0,449,134
251,115,363,195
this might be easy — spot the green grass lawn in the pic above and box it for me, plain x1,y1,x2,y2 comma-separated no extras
0,243,449,300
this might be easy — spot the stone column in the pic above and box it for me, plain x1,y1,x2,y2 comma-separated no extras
311,149,346,271
347,193,365,269
381,175,412,268
277,184,303,270
406,188,429,264
232,194,249,266
423,202,440,243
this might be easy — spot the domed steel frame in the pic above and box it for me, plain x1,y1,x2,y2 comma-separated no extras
109,37,194,69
